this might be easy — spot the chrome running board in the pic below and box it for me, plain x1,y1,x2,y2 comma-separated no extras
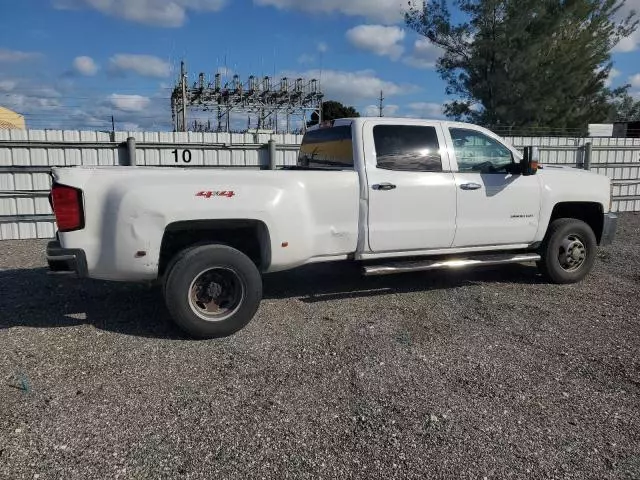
362,253,541,276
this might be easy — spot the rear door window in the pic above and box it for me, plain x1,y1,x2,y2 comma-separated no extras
373,125,443,172
297,125,354,169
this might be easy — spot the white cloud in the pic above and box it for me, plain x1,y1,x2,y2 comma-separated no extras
298,44,327,65
603,68,621,87
4,94,61,112
364,105,382,117
70,106,169,131
403,38,442,69
71,91,171,130
385,104,400,116
253,0,412,24
109,94,151,112
613,34,639,53
16,86,62,100
121,122,143,131
0,48,41,62
2,84,63,117
52,0,227,27
297,54,316,65
282,68,418,104
346,25,405,60
630,73,640,88
364,104,400,116
0,79,17,92
612,0,640,52
407,102,445,118
0,79,171,130
73,56,98,76
108,54,171,78
216,66,233,76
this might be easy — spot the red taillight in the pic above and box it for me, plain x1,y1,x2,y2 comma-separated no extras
51,184,84,232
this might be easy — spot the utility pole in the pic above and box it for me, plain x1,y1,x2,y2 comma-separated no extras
180,60,187,132
379,90,384,117
111,115,115,133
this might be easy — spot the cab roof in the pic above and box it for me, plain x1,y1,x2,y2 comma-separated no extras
305,116,479,132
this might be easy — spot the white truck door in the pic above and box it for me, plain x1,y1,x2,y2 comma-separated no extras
444,125,541,247
364,120,458,253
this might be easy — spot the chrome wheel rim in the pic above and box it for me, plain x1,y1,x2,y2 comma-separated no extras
558,234,587,272
188,267,245,322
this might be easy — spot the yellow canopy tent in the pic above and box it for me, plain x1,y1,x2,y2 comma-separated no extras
0,106,26,130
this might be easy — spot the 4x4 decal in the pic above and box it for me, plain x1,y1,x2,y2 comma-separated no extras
196,191,235,198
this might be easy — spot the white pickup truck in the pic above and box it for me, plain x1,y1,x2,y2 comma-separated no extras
47,117,618,338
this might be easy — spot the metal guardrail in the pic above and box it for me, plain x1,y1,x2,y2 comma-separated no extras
592,146,640,151
0,190,50,197
0,141,123,149
0,140,301,150
0,166,54,173
591,163,640,168
612,180,640,185
512,145,640,152
0,165,272,174
0,214,54,223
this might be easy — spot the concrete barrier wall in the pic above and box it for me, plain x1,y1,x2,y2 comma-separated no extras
1,129,639,240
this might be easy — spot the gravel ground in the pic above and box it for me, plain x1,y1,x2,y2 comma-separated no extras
1,213,639,480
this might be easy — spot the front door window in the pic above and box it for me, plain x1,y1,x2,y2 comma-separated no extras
450,128,514,173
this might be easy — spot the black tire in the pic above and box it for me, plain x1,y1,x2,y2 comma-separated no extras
538,218,597,284
163,244,263,339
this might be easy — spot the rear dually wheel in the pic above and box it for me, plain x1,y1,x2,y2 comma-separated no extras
163,244,263,339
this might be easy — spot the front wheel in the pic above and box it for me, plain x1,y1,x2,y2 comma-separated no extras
163,244,263,339
538,218,597,284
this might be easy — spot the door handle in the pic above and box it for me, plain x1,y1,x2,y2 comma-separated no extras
460,182,482,191
372,183,397,191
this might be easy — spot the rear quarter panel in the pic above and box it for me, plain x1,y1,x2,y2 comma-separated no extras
53,167,360,280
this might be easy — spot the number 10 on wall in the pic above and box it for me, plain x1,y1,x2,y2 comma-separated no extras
172,149,192,163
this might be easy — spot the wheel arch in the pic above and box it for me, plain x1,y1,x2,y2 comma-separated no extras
547,202,604,244
158,219,272,278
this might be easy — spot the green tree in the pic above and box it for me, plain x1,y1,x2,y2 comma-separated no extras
307,100,360,127
609,93,640,121
405,0,638,134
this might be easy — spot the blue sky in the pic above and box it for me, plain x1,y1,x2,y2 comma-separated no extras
1,0,639,132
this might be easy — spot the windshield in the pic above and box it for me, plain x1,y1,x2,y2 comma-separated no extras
297,125,354,169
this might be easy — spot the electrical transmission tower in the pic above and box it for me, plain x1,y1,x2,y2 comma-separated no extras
171,60,324,134
379,90,385,117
